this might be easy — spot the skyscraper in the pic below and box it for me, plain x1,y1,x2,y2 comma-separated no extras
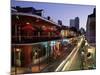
75,17,79,30
70,19,75,28
70,17,79,30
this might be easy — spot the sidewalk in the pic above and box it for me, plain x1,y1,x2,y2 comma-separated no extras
11,44,75,74
11,67,27,75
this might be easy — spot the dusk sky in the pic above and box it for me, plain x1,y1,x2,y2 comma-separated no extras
11,0,95,30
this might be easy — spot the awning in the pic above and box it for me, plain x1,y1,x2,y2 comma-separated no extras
22,24,36,31
43,28,53,32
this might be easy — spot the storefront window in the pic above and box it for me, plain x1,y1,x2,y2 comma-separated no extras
32,44,46,59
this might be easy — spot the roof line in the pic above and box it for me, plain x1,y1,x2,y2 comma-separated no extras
12,12,60,26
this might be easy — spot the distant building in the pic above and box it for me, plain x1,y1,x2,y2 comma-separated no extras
70,17,79,30
60,26,69,37
86,8,96,44
75,17,79,30
12,6,43,16
70,19,75,28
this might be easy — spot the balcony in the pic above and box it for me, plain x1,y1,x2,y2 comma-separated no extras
12,35,61,44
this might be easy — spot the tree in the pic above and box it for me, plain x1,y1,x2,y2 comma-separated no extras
80,27,86,34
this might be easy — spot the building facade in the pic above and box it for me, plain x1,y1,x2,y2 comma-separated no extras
12,6,43,16
11,5,65,68
86,8,96,44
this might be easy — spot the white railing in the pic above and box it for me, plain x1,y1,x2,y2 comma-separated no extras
12,35,61,38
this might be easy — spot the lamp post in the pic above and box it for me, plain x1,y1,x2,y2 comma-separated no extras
16,48,21,67
18,26,21,42
16,15,21,43
14,48,17,74
38,49,41,71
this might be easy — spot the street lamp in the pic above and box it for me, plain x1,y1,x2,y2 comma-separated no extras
14,48,21,74
16,48,21,67
14,48,17,74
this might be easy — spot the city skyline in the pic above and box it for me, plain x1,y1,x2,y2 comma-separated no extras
11,0,95,30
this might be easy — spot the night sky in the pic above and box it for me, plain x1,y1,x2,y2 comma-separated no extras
11,0,95,30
